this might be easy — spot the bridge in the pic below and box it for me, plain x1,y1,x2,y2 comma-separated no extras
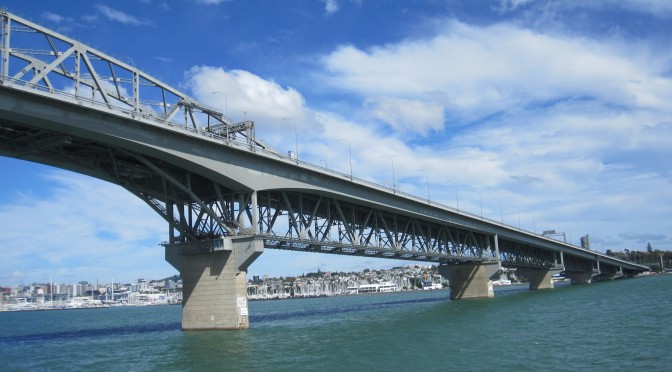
0,11,648,330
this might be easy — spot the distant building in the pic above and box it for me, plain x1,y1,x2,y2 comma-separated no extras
581,234,590,250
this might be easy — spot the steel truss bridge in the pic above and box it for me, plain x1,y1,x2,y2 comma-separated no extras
0,10,647,279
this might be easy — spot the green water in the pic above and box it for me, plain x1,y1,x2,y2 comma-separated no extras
1,275,671,371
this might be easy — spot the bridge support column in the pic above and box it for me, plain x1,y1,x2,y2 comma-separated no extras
521,268,558,290
565,271,592,285
438,261,501,300
165,236,263,330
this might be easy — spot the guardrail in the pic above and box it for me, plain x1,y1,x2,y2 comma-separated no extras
0,76,562,235
1,76,639,265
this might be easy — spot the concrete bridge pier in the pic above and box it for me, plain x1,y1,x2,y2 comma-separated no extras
565,271,593,285
438,261,501,300
520,268,560,290
165,236,264,330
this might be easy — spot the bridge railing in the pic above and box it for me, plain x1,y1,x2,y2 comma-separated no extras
2,75,623,264
0,75,557,242
1,75,650,272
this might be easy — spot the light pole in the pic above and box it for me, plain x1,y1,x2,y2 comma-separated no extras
417,169,430,203
320,159,327,170
337,138,352,180
122,56,135,68
515,206,521,229
454,187,460,212
493,199,503,225
211,91,228,116
382,155,396,193
283,117,299,164
470,190,483,219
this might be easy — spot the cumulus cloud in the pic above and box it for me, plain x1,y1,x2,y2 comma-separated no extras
494,0,534,13
0,171,167,285
185,65,306,125
95,5,153,26
363,96,444,136
323,0,339,15
195,0,232,4
322,21,672,123
42,11,66,23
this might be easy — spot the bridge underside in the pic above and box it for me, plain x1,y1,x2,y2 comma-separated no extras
0,114,569,269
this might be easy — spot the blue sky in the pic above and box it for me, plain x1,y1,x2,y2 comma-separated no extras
1,0,671,286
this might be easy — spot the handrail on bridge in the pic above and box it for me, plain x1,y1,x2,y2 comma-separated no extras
0,76,643,270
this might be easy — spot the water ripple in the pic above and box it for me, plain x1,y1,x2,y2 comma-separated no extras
0,321,181,345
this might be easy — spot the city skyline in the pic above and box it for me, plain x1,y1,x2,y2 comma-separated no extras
1,1,671,285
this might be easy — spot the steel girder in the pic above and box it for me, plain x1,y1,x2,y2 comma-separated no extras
254,190,496,262
0,10,257,147
496,238,560,269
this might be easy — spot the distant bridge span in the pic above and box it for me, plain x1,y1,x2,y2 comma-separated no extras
0,10,647,330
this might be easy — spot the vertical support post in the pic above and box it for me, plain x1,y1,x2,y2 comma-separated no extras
565,271,592,284
75,51,80,97
133,70,139,113
250,191,258,233
523,268,556,290
2,14,10,79
438,261,500,300
493,234,500,260
167,201,176,243
166,236,264,330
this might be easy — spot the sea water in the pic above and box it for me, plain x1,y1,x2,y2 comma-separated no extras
1,275,671,371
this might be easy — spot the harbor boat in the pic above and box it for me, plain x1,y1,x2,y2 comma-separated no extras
493,279,512,286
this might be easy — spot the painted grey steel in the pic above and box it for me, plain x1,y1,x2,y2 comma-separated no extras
0,10,648,276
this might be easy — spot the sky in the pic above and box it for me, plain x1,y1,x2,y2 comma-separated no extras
1,0,671,286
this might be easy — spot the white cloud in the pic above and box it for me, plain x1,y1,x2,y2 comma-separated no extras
494,0,534,13
195,0,232,4
323,0,339,15
95,5,153,26
321,21,672,123
186,65,307,126
620,0,672,14
363,96,445,136
0,171,168,285
42,12,66,23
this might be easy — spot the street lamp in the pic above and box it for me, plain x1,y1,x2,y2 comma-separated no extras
382,155,396,193
515,206,521,229
470,190,482,219
320,159,328,170
493,199,503,225
282,117,299,164
417,169,430,203
211,91,228,116
453,187,460,212
337,138,352,180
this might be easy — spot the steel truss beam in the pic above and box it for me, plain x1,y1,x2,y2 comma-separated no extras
563,253,598,273
0,10,258,146
496,239,560,269
249,190,497,262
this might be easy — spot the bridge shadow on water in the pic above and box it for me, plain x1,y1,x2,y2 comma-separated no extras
0,320,182,345
0,284,558,345
250,295,447,323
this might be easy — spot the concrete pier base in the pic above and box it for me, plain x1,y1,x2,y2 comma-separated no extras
439,261,501,300
565,271,592,285
522,268,556,290
165,236,263,330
